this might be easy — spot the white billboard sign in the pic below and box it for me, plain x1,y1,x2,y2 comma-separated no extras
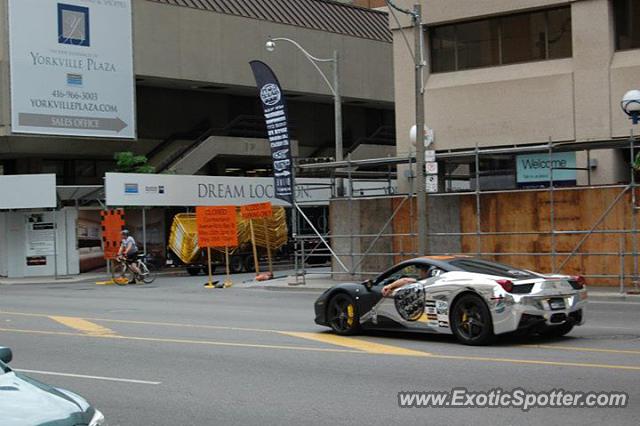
105,173,333,207
0,174,57,209
8,0,135,138
105,173,399,207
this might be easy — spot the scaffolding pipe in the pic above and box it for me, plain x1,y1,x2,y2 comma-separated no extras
549,140,556,273
557,184,630,271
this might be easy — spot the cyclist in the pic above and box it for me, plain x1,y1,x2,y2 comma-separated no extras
117,229,141,282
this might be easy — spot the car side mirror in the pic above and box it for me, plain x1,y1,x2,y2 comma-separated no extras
363,279,374,290
0,347,13,364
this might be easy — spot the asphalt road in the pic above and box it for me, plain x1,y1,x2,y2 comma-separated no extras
1,273,639,426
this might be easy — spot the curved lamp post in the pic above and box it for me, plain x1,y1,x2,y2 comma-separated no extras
265,38,342,164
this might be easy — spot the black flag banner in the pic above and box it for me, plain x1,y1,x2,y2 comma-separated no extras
249,60,293,204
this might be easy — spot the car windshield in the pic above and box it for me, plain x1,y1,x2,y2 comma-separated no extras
449,258,539,279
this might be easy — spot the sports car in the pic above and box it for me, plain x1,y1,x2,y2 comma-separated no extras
314,256,588,345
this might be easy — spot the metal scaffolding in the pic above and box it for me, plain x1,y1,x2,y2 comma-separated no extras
291,138,640,293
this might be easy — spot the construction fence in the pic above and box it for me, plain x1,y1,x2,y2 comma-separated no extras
294,140,639,291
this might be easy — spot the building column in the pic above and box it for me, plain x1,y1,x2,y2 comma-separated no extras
572,0,615,142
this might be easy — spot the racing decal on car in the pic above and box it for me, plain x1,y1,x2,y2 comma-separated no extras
438,320,449,328
436,300,448,315
394,284,426,321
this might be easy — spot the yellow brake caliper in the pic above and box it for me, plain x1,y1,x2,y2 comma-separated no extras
346,304,355,326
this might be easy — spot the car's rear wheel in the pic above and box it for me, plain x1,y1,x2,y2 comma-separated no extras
327,294,360,335
451,294,495,345
540,322,574,338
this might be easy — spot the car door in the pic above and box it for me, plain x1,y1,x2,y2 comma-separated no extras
358,262,430,329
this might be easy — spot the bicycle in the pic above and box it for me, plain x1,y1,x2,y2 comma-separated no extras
111,254,156,285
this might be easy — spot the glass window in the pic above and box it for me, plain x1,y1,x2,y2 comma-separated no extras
456,19,500,69
547,7,572,58
615,0,640,50
431,25,457,73
450,259,539,279
76,160,96,177
429,7,572,72
42,160,65,185
501,12,546,64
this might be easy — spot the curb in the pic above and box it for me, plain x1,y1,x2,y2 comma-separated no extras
587,293,640,302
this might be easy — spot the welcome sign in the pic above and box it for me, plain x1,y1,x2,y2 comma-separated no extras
516,152,577,187
8,0,135,138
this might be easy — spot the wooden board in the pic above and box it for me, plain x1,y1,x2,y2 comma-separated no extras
390,187,635,287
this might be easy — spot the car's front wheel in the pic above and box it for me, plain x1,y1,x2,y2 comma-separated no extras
451,294,495,345
327,294,360,335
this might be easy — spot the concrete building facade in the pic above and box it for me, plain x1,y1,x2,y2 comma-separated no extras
0,0,394,182
0,0,395,277
391,0,639,189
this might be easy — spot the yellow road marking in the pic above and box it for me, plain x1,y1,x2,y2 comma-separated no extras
1,326,640,371
0,327,359,354
521,344,640,355
49,316,116,336
281,332,430,357
3,310,640,369
426,353,640,371
95,280,115,286
0,311,284,334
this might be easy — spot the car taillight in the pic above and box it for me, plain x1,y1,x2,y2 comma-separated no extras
496,279,513,293
571,275,586,289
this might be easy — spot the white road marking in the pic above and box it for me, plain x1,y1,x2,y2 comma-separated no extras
14,368,161,385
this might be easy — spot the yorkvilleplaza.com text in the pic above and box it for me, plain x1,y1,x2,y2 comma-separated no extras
398,388,629,411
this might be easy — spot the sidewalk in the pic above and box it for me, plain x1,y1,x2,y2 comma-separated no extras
242,273,640,302
0,269,185,286
3,269,639,302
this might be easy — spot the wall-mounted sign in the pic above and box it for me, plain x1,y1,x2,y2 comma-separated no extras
516,152,577,187
8,0,135,138
105,173,398,207
105,173,330,207
0,174,57,209
26,219,55,256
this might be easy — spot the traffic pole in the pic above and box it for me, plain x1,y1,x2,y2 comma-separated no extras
249,219,260,274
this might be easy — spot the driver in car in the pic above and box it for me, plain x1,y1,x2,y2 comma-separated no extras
381,265,433,297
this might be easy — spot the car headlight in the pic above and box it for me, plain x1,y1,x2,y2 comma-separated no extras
89,409,105,426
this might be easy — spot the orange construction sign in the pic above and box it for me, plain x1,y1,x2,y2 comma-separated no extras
240,202,273,220
196,206,238,248
101,209,125,260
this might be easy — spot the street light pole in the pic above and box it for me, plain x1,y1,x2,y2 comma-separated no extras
266,38,342,165
413,4,428,256
333,50,343,163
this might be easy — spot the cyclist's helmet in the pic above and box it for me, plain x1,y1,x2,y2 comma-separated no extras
121,229,130,236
